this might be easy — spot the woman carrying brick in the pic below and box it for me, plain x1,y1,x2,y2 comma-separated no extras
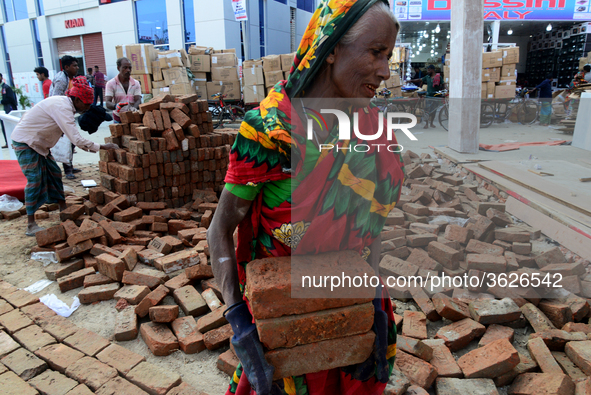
208,1,404,394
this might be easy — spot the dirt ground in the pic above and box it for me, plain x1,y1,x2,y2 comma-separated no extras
0,164,231,395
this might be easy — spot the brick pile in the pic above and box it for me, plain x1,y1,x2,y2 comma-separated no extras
0,202,59,222
0,279,208,395
374,150,591,395
100,93,235,207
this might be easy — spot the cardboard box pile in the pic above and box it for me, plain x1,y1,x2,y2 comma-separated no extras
242,52,295,103
208,51,241,101
481,47,519,99
100,93,234,208
116,44,158,95
379,72,402,97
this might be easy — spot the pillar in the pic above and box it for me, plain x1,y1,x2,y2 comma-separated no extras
448,0,483,154
491,20,500,50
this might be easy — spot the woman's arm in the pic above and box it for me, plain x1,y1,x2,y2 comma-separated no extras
207,188,254,307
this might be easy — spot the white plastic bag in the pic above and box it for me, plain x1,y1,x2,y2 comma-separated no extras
24,279,53,293
50,135,72,164
40,294,80,317
31,251,57,266
0,194,23,212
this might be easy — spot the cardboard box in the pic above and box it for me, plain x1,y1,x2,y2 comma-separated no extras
213,49,236,54
162,67,190,86
158,50,184,69
483,51,503,68
483,68,500,83
211,66,239,83
211,53,237,68
190,55,211,72
498,79,516,86
194,82,208,99
170,82,194,96
243,66,264,86
482,69,491,82
207,80,241,100
445,59,451,66
481,83,487,99
244,85,265,103
264,70,284,88
280,53,295,71
501,64,516,78
243,60,263,69
115,44,156,75
262,55,281,72
188,46,211,55
192,72,208,83
152,80,168,89
384,73,401,89
391,87,402,97
494,84,515,99
152,61,163,82
486,81,496,94
136,74,152,94
502,47,519,64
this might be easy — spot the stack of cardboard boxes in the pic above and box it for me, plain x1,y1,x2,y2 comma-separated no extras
115,44,158,95
187,46,210,99
380,72,402,97
481,47,519,99
207,50,241,101
242,52,294,103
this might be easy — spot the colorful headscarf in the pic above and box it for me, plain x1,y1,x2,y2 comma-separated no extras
66,76,94,104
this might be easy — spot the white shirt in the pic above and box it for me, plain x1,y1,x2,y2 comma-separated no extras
11,96,100,156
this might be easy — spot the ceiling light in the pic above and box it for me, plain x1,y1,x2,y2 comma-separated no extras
425,22,430,25
507,29,513,35
435,24,441,33
424,32,429,38
546,23,552,31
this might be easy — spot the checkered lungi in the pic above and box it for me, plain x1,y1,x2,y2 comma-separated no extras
12,141,64,216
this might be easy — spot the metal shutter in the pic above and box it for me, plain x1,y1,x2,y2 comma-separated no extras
83,33,106,73
56,36,83,57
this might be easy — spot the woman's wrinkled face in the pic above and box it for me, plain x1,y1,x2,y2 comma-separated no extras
328,13,398,105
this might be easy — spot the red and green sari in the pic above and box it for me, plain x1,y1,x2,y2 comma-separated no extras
224,1,404,394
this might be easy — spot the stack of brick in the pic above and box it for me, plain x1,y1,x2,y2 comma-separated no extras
240,251,377,379
0,278,209,395
0,203,57,222
100,93,235,207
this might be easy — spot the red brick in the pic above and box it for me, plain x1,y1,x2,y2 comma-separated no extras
0,309,33,334
537,300,573,329
110,221,136,237
576,378,591,395
552,351,587,383
422,339,463,378
20,302,56,322
466,239,505,256
436,378,499,394
60,205,85,221
201,278,223,302
562,323,591,333
57,267,95,292
28,370,78,395
201,288,222,311
402,311,428,340
96,344,145,375
172,285,208,317
479,324,515,347
196,308,227,334
13,325,56,352
509,373,574,395
147,237,172,254
96,253,126,281
526,337,562,375
126,361,182,395
136,202,167,211
97,220,124,245
122,269,168,290
66,227,104,247
135,284,169,318
114,307,138,341
512,242,532,255
90,243,121,257
44,258,84,281
534,247,566,268
96,376,149,395
155,250,201,273
468,297,522,325
495,228,530,243
56,240,93,262
149,305,179,323
35,343,84,372
36,225,66,247
406,233,438,248
402,203,429,216
203,323,233,351
140,322,179,356
137,249,164,266
466,253,507,273
78,283,120,304
427,241,461,269
521,303,556,333
114,285,151,305
65,356,118,391
494,352,538,387
114,207,143,222
63,329,110,357
396,335,433,361
217,349,239,376
406,248,442,272
565,340,591,376
0,371,39,395
432,293,470,321
36,315,78,342
444,225,473,244
486,208,513,226
0,347,47,380
185,264,213,281
164,273,190,291
435,318,486,351
394,350,438,389
458,338,519,378
171,316,206,355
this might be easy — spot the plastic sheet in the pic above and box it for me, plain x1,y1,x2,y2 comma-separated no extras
429,215,470,227
0,194,23,212
23,279,53,294
40,294,80,317
31,252,57,266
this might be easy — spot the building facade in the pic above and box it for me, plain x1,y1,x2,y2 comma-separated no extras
0,0,317,104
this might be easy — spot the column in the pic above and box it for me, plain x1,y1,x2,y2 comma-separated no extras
448,0,483,154
491,20,500,50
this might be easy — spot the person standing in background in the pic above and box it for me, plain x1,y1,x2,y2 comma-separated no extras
34,66,52,99
93,65,105,107
532,74,553,126
86,68,95,88
0,73,18,149
105,57,141,123
50,55,80,179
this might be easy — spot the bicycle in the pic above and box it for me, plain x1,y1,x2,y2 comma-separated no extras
209,93,245,129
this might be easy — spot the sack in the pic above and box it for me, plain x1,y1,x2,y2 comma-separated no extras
50,135,72,164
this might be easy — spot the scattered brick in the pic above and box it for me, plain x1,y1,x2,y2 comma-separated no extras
115,307,138,342
509,373,574,395
126,361,182,395
78,283,120,304
436,378,499,395
217,349,240,376
402,311,428,340
494,353,537,387
57,267,95,292
35,343,84,372
120,248,138,271
114,285,151,305
137,249,164,266
13,325,56,352
203,323,233,351
65,356,118,391
466,239,504,256
164,273,191,291
494,228,530,243
468,297,522,325
457,338,519,378
60,205,85,221
432,293,470,322
552,351,587,383
394,350,438,389
44,259,84,281
149,305,179,323
422,339,462,378
122,268,169,289
196,308,228,334
479,324,515,347
154,249,202,273
427,241,461,269
96,253,126,281
537,299,573,329
565,340,591,376
83,273,114,288
521,303,556,333
56,239,93,262
173,285,208,317
384,368,411,395
171,316,206,354
36,225,66,247
534,247,566,268
135,284,170,318
96,344,145,375
28,370,78,395
435,318,486,351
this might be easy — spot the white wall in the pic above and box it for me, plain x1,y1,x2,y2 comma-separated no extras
265,0,290,55
26,0,38,18
167,0,184,50
4,19,37,75
99,1,137,79
193,0,229,50
43,0,96,16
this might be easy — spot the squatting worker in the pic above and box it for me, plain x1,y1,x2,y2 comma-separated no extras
11,77,118,236
207,1,403,394
105,57,141,123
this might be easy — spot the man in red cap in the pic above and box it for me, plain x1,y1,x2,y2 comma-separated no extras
11,76,118,236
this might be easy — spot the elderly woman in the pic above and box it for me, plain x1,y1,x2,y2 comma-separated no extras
11,76,118,235
208,1,404,394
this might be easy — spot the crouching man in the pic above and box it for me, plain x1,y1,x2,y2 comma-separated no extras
11,76,118,236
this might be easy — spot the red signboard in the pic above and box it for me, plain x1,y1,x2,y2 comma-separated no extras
65,18,85,28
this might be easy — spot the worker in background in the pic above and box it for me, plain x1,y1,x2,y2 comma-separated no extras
412,66,423,81
11,77,118,236
86,68,95,88
93,65,106,106
34,66,52,99
532,74,553,126
105,57,141,123
50,55,80,179
0,73,17,149
409,65,442,129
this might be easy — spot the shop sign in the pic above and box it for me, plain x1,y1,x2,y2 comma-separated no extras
232,0,248,21
393,0,591,21
65,18,85,28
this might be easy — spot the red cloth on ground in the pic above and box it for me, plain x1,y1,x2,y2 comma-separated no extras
0,160,27,201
